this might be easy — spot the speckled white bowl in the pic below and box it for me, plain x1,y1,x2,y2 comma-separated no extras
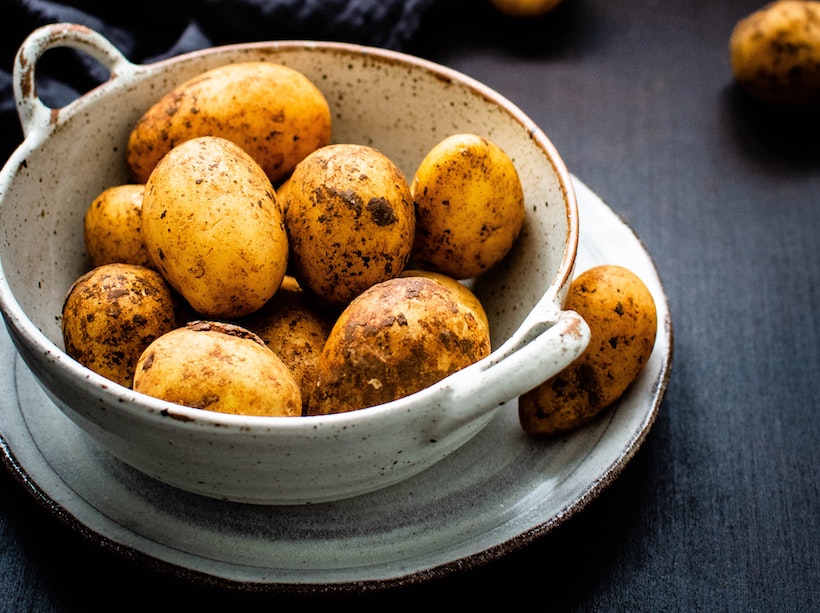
0,24,588,505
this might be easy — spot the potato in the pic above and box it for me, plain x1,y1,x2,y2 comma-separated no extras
238,276,335,414
308,276,491,415
410,133,525,280
275,175,294,214
126,61,331,184
400,269,490,334
488,0,566,18
730,1,820,107
141,136,289,319
281,144,415,307
133,321,301,417
84,184,154,269
518,265,657,436
62,263,179,387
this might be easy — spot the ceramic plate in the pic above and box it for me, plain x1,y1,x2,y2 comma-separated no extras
0,177,672,592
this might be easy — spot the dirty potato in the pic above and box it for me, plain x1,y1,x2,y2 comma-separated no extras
400,269,490,334
127,61,331,184
62,263,179,387
84,184,154,269
238,276,335,413
730,1,820,106
133,321,301,416
281,144,415,307
141,136,289,319
519,265,657,436
308,276,491,415
411,133,525,280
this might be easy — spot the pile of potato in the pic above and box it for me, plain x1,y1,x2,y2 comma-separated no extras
62,60,657,435
62,61,520,418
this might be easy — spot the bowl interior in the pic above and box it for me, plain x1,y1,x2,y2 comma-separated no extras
1,41,574,366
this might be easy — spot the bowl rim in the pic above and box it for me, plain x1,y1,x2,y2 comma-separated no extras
0,34,579,432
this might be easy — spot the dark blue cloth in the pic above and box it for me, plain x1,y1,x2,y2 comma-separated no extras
0,0,444,162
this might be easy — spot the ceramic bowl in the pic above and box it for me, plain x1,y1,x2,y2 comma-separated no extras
0,24,589,505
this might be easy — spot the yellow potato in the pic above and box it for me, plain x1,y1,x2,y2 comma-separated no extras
141,136,289,319
238,276,335,414
400,269,490,334
133,321,301,417
127,61,332,184
730,1,820,106
275,175,294,215
62,263,179,387
84,184,154,269
410,133,525,280
281,144,415,307
308,276,491,415
488,0,566,18
519,265,657,436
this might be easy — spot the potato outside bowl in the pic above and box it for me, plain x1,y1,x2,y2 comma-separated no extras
0,24,589,504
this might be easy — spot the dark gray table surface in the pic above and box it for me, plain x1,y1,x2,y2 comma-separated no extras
1,0,818,610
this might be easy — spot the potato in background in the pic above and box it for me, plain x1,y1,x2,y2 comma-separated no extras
730,1,820,107
488,0,566,17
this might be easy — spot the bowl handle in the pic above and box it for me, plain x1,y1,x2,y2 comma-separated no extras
429,306,590,439
13,23,136,138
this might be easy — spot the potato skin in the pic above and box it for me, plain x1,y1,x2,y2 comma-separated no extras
308,276,491,415
141,136,289,319
238,276,335,414
730,1,820,107
411,133,525,280
84,184,154,269
400,269,490,334
281,144,415,307
127,61,331,184
519,265,657,436
62,263,179,387
133,321,301,417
